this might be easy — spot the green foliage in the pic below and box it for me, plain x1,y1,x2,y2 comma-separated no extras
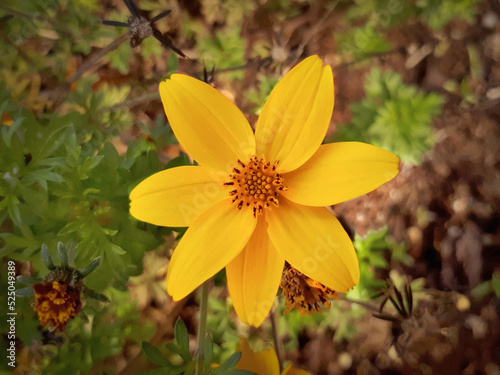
415,0,482,29
277,298,366,345
0,82,168,293
350,227,412,300
140,318,253,375
201,0,256,27
196,26,246,80
207,295,241,363
11,287,155,374
1,0,128,86
334,67,444,163
471,272,500,299
341,0,481,31
336,0,481,60
244,75,280,114
264,0,314,19
336,21,392,60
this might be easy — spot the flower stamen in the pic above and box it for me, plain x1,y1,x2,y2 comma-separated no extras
225,156,287,217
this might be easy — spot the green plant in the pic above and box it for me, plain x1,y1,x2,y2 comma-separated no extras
140,318,253,375
334,67,444,163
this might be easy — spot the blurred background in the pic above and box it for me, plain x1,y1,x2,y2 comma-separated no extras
0,0,499,374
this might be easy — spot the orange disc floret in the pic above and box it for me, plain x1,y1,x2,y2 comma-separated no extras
33,281,82,330
225,156,287,217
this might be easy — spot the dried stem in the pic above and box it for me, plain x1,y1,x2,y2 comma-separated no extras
65,32,130,86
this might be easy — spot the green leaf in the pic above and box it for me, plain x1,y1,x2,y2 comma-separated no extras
167,53,179,77
7,195,21,226
218,352,242,370
37,122,74,161
15,287,35,296
203,334,213,364
166,152,192,169
491,273,500,297
58,242,69,267
109,244,126,255
38,241,53,268
1,116,23,148
141,342,173,367
16,275,42,284
174,318,191,362
334,67,444,164
79,256,102,278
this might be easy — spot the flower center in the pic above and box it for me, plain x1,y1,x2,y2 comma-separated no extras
224,156,287,217
33,281,82,331
281,266,338,315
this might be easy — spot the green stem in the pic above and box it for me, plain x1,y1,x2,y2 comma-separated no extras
195,281,209,375
270,308,283,372
339,295,379,312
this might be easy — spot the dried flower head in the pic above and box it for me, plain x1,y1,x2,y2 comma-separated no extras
281,265,338,315
16,243,108,331
102,0,186,57
33,280,82,331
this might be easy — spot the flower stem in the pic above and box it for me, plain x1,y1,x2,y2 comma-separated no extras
195,281,209,375
339,295,379,312
270,308,283,372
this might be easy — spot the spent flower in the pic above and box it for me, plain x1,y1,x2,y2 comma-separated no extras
281,265,338,315
17,243,108,331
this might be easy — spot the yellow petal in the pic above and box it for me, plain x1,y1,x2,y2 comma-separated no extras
267,198,359,292
255,56,334,173
282,364,311,375
160,74,256,172
166,199,256,300
130,166,228,227
283,142,400,206
227,215,284,327
236,337,280,375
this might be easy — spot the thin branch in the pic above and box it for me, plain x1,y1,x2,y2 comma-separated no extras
338,295,380,312
292,0,340,65
65,32,130,86
95,92,160,114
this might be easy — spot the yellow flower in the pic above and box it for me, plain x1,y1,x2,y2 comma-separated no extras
236,337,310,375
130,56,399,326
